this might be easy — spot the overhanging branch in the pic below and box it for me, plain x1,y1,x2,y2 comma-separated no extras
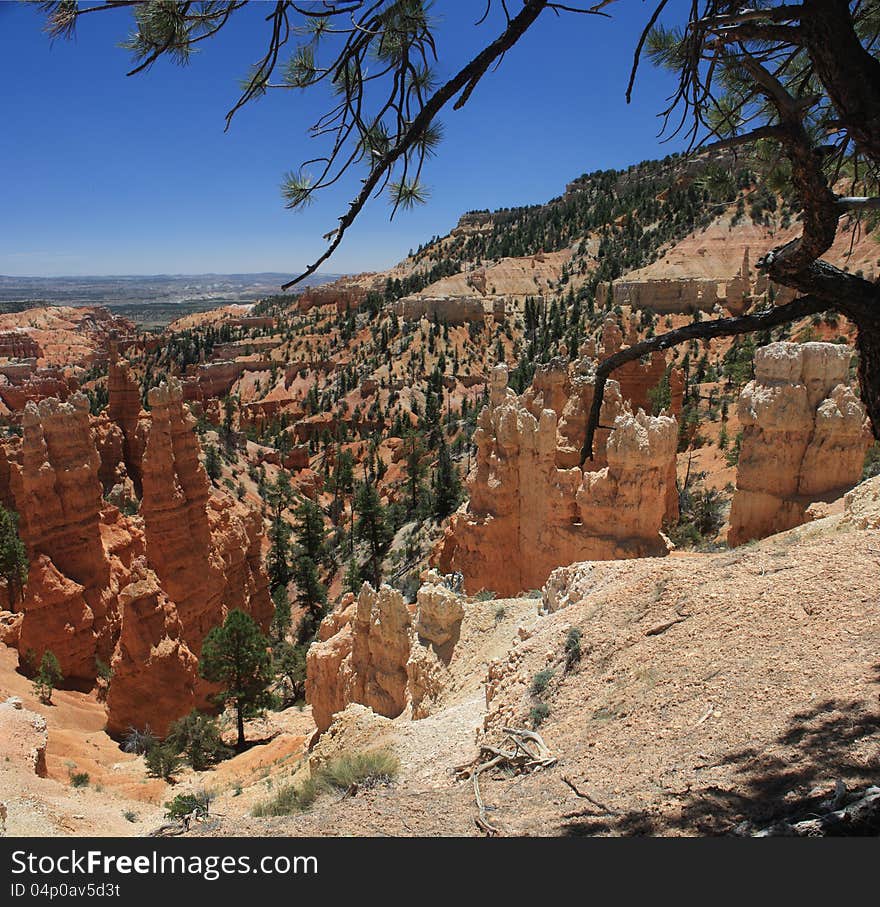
579,294,831,464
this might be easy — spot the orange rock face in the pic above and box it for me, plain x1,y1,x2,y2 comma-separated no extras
2,378,273,735
306,576,463,734
435,362,678,596
728,342,871,545
5,395,128,677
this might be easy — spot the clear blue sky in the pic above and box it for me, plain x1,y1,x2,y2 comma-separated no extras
0,1,690,278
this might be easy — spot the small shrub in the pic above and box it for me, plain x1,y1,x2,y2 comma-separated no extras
69,771,90,788
530,669,554,695
564,628,582,671
321,749,399,791
529,703,550,728
123,810,138,823
165,711,232,771
525,589,543,599
253,782,306,817
145,743,184,782
494,605,506,623
164,790,212,821
473,590,495,602
251,749,399,817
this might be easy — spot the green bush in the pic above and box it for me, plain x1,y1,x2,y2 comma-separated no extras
69,770,90,788
564,628,582,670
529,703,550,728
320,749,399,791
530,669,554,695
145,743,184,782
252,749,399,817
33,651,63,704
164,790,212,821
165,711,231,771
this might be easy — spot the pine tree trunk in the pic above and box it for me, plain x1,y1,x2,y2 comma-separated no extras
855,308,880,442
236,700,245,751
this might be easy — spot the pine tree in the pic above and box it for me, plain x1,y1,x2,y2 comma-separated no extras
266,510,292,590
204,444,222,484
433,438,462,519
354,480,392,589
344,558,362,595
269,584,291,644
199,609,272,750
33,650,62,704
292,550,326,643
294,498,326,566
404,431,426,515
0,505,28,610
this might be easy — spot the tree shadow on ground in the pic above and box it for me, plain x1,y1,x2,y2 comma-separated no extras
561,666,880,836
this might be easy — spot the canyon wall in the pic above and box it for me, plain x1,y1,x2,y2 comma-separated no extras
306,575,463,734
0,379,273,737
435,361,678,596
728,342,871,545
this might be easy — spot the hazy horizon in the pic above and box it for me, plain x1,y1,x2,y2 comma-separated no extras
0,2,690,278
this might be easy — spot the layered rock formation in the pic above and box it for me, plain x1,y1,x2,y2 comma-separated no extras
728,342,871,545
6,395,134,677
0,378,272,736
306,575,463,733
393,295,486,324
435,361,678,596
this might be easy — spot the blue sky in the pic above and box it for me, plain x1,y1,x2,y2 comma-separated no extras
0,1,690,278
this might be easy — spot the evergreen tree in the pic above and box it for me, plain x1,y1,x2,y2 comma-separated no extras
0,505,28,610
343,558,362,595
293,498,327,566
33,650,62,704
291,549,326,643
204,444,222,484
199,609,273,750
433,438,462,519
354,480,392,589
266,510,292,590
404,431,427,515
269,584,291,644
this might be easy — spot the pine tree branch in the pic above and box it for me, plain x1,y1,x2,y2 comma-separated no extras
579,295,830,464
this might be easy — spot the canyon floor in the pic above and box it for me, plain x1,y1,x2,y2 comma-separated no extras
4,477,876,838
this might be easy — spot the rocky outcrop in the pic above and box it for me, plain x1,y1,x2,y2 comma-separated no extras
728,342,871,545
0,367,75,413
307,576,464,734
5,396,127,677
139,379,272,643
1,379,272,734
393,295,485,324
413,571,464,646
105,560,201,737
435,362,678,596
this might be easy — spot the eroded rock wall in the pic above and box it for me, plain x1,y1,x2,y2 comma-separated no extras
728,342,871,545
306,575,463,733
435,362,678,596
1,379,272,733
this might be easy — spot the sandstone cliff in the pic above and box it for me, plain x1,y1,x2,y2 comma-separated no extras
0,380,272,736
435,362,678,596
306,574,464,734
728,342,871,545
